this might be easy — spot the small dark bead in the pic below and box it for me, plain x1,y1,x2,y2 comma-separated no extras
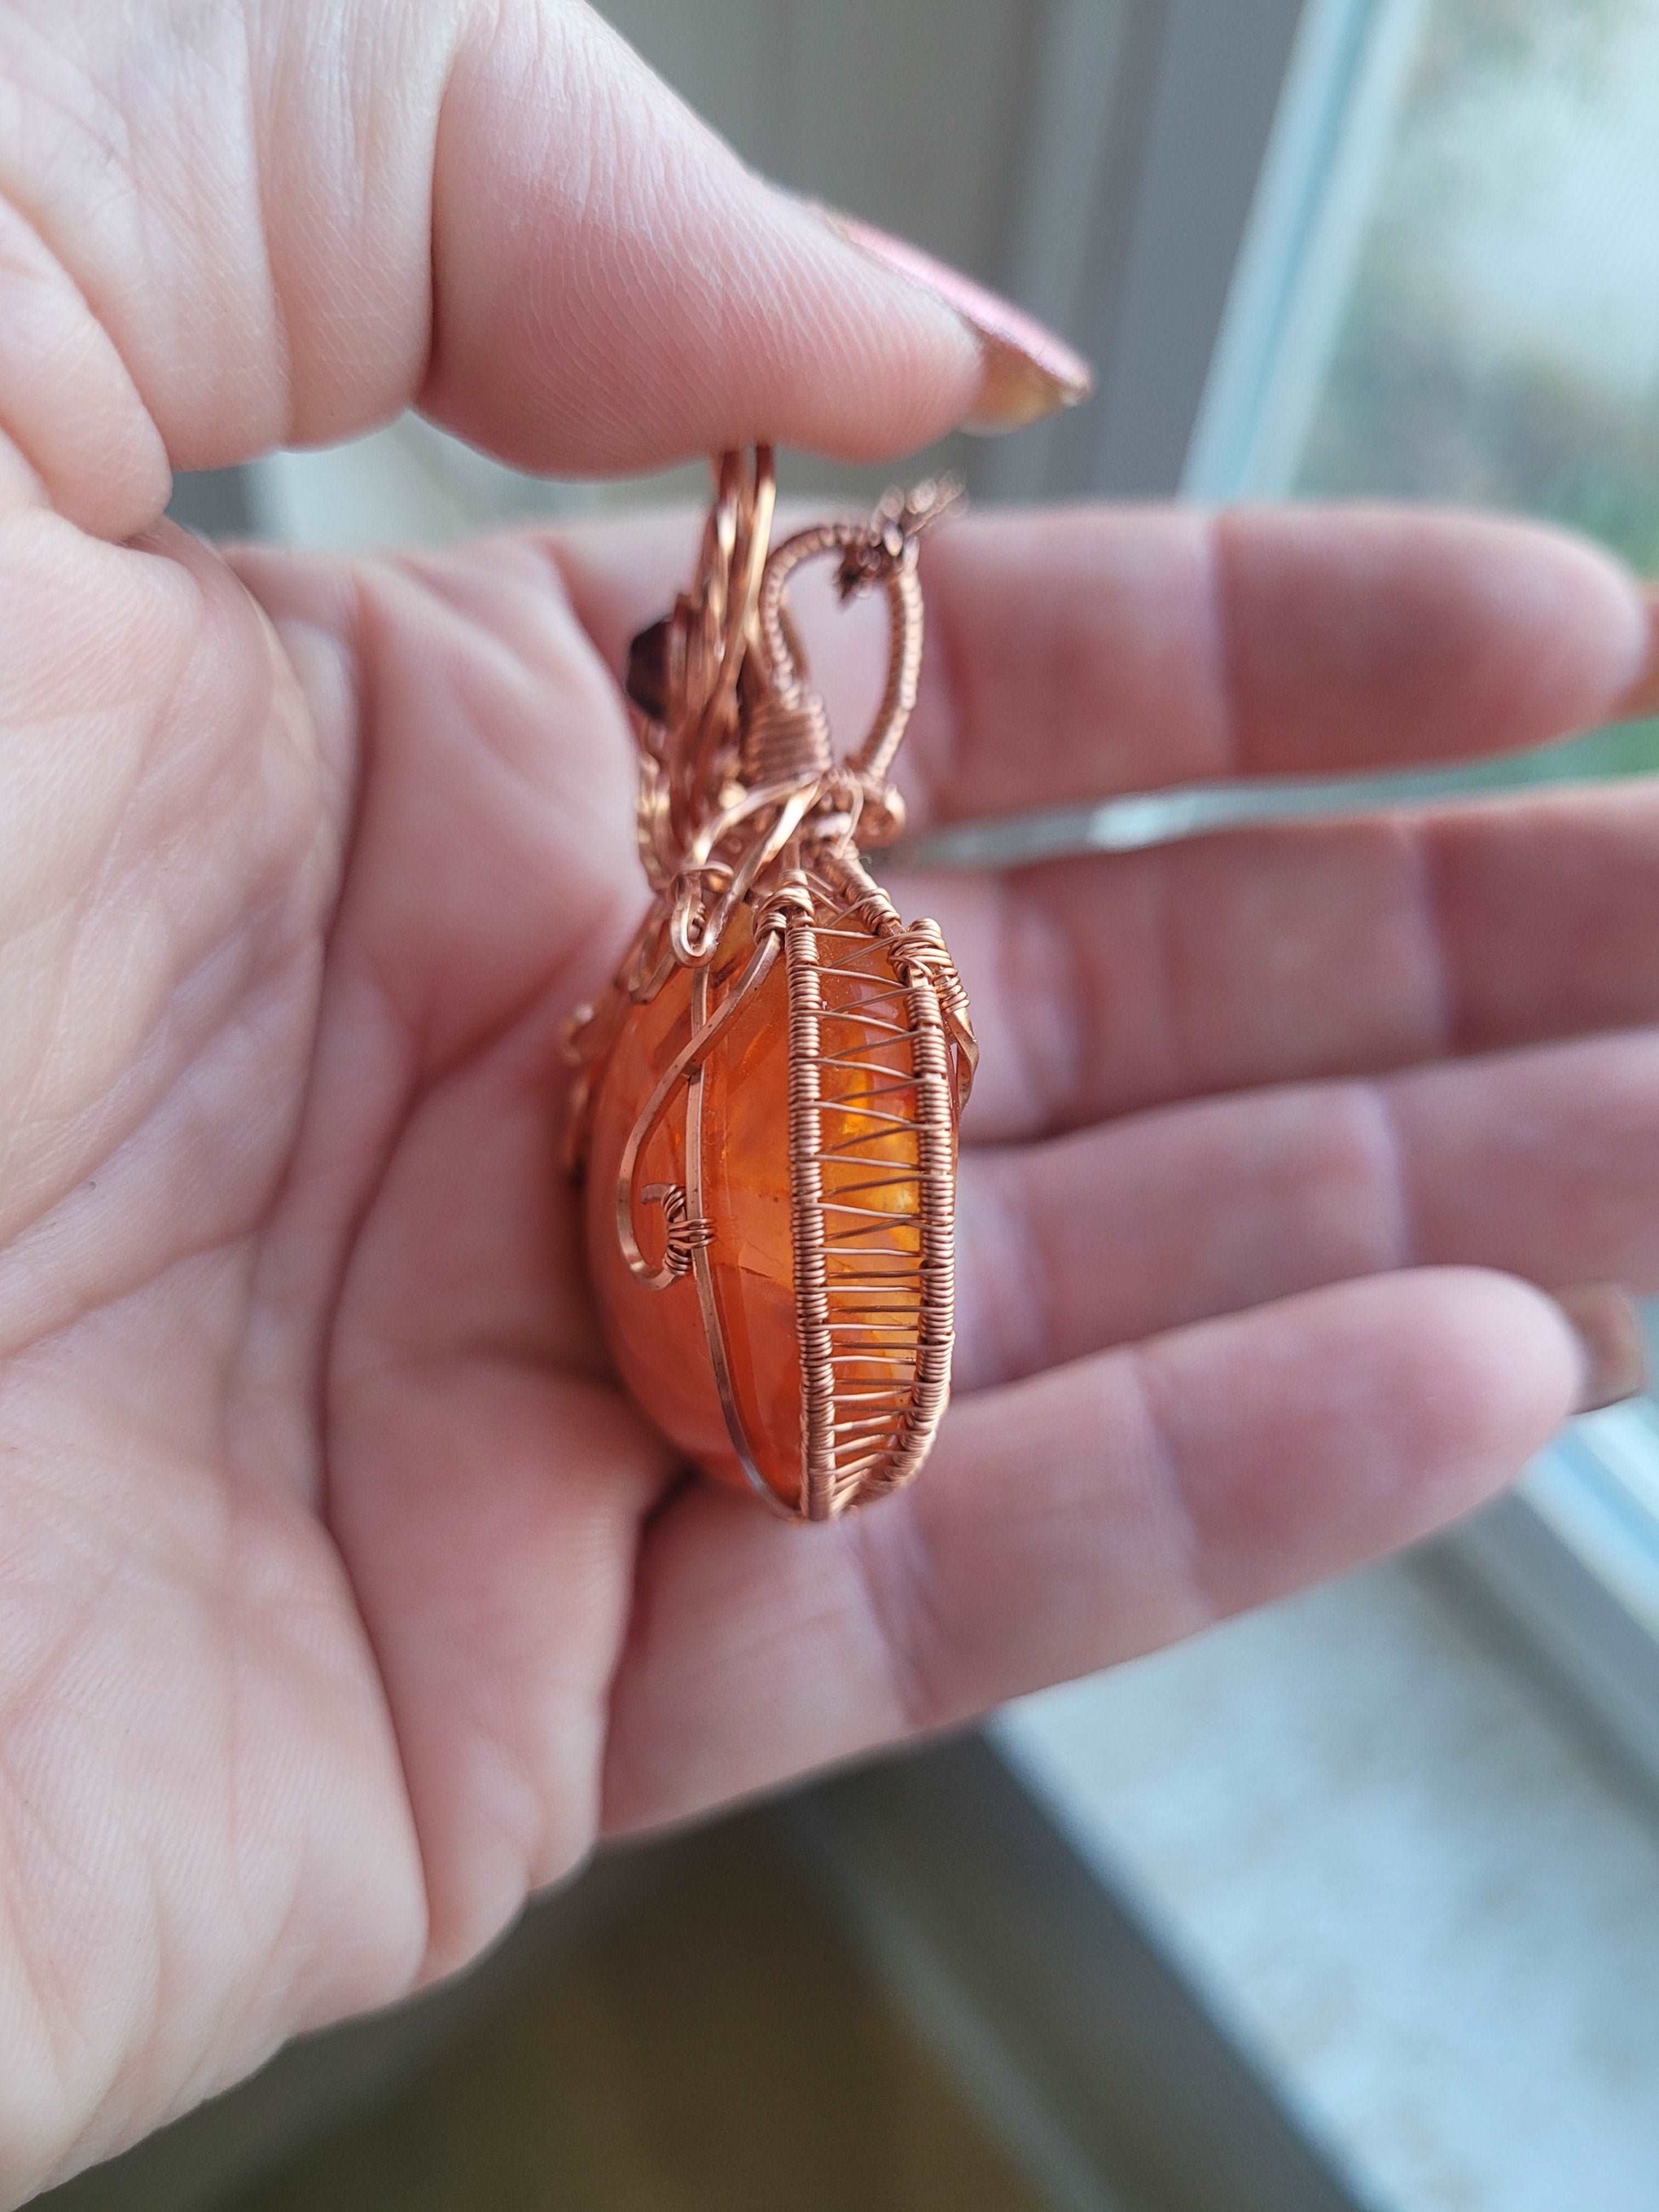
626,617,673,719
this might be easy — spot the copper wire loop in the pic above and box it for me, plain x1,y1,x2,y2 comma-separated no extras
568,449,976,1518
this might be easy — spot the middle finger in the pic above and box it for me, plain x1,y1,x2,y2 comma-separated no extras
892,779,1659,1143
954,1025,1659,1393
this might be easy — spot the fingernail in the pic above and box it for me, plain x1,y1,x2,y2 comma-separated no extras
1616,583,1659,720
817,208,1093,433
1555,1283,1649,1413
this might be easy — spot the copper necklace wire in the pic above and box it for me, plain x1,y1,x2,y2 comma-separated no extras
567,448,977,1519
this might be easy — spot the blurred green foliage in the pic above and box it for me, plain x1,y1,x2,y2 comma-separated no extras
1304,281,1659,578
1296,0,1659,775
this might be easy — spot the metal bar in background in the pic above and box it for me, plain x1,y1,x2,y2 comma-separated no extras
780,1735,1379,2212
970,0,1150,508
1183,0,1417,502
167,467,254,541
1067,0,1311,500
1442,1469,1659,1812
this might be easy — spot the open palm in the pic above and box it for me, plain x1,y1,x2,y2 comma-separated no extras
3,1,1657,2198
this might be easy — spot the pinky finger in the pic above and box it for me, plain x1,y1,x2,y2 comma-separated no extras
602,1269,1601,1834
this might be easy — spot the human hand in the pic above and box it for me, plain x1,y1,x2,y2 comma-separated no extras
1,0,1655,2195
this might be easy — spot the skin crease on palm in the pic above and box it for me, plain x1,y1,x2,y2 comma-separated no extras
0,0,1656,2195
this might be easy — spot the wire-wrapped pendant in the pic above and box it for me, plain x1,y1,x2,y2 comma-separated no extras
565,448,976,1519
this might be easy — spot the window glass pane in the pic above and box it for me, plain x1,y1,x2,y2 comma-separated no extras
1292,0,1659,776
1302,0,1659,580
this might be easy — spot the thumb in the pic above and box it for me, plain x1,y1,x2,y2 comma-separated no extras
0,0,1089,538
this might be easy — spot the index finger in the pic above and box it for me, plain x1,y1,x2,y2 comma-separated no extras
552,502,1659,825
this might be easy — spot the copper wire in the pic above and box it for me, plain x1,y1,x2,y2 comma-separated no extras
567,449,976,1517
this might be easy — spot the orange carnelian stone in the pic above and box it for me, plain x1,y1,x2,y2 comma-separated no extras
586,903,928,1507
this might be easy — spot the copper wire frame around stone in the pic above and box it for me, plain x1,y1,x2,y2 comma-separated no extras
566,448,977,1520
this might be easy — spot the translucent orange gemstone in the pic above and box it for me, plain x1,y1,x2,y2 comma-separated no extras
585,901,930,1508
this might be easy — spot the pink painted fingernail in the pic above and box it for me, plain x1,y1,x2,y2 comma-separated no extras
1616,583,1659,720
1556,1284,1649,1413
818,208,1094,433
